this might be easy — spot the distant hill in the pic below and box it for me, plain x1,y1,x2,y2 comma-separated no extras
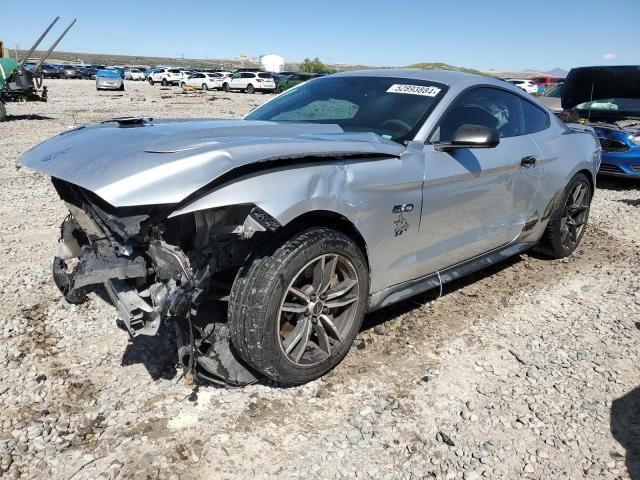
546,68,568,78
406,62,487,76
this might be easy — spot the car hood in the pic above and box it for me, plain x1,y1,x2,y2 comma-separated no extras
18,118,404,207
562,66,640,112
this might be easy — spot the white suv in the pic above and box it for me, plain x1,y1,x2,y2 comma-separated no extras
506,78,538,94
148,68,182,86
224,72,276,93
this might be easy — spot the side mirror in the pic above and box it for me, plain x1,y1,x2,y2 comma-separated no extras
435,124,500,151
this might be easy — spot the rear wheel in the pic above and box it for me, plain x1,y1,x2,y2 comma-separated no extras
202,83,208,91
148,78,154,85
0,101,6,122
536,172,592,258
222,82,229,92
161,78,168,86
180,82,186,88
229,227,368,385
246,83,255,94
119,84,125,91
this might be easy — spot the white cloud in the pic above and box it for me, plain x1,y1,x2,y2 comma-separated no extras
602,53,617,61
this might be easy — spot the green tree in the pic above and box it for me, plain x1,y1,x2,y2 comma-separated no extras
300,57,328,74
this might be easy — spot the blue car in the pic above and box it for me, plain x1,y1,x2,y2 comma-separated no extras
563,66,640,178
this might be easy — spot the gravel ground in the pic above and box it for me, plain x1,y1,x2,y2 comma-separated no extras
1,79,639,480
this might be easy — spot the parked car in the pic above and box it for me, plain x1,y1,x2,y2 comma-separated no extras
275,72,315,93
124,68,145,81
59,65,81,79
538,83,563,113
225,72,275,93
39,64,61,79
95,69,124,91
562,65,640,178
181,72,223,90
530,76,563,87
19,70,599,386
77,66,98,80
506,78,538,94
147,68,182,86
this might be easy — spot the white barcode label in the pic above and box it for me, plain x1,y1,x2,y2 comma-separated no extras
387,84,442,97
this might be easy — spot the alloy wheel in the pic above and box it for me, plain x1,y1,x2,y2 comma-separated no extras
560,180,590,250
278,254,360,366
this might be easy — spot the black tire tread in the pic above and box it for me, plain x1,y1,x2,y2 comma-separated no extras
228,227,367,384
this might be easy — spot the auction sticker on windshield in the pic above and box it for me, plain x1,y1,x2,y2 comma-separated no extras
387,84,442,97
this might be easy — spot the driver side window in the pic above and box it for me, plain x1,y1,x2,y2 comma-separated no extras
437,87,525,142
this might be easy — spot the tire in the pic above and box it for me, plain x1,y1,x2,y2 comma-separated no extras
535,172,592,259
0,101,6,122
229,227,368,385
222,83,229,92
148,78,154,85
277,86,284,93
180,82,186,88
246,83,255,94
161,78,168,86
202,83,208,91
119,84,125,91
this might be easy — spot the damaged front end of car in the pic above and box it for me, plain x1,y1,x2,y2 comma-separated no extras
50,177,277,385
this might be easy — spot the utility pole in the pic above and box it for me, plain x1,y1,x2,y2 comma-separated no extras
14,43,19,60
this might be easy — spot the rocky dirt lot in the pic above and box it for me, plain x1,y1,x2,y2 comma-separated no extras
1,79,639,480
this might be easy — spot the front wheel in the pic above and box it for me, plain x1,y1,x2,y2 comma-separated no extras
535,173,592,258
148,78,154,85
229,227,368,385
202,83,208,91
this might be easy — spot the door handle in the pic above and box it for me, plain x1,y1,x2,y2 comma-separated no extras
392,204,414,213
521,155,537,167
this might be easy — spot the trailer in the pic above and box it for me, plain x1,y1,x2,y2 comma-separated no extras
0,17,75,121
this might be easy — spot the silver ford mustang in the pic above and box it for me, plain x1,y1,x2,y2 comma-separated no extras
18,70,601,385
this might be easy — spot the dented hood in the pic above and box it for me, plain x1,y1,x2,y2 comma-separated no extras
18,118,404,207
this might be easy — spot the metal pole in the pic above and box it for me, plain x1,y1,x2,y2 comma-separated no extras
34,19,77,72
18,17,59,67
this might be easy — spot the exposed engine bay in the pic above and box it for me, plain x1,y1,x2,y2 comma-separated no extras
51,178,279,386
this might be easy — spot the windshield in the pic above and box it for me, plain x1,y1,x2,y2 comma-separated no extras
543,84,563,98
97,69,120,78
245,76,447,142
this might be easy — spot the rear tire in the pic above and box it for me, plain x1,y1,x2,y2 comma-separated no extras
222,83,229,92
148,78,154,85
0,101,6,122
246,83,255,94
535,172,592,259
229,227,368,385
161,78,168,86
202,83,208,91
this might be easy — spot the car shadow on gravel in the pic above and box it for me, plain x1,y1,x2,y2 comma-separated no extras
88,285,178,380
611,387,640,479
597,176,640,191
3,114,53,121
362,254,522,331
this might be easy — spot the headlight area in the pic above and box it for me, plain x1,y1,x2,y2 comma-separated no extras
50,180,281,385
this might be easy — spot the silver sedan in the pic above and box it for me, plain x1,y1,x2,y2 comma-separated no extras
19,70,600,386
95,69,124,91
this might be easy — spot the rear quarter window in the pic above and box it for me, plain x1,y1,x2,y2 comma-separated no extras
521,99,550,134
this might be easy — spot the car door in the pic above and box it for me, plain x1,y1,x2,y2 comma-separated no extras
416,86,542,277
229,73,243,89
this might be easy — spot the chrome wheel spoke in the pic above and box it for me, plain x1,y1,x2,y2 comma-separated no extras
290,318,312,362
311,256,325,293
283,317,310,354
319,314,343,342
326,278,357,300
281,302,308,314
319,255,338,294
326,295,358,309
313,321,331,355
288,287,309,302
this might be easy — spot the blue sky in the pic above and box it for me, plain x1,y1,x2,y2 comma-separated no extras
2,0,638,71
